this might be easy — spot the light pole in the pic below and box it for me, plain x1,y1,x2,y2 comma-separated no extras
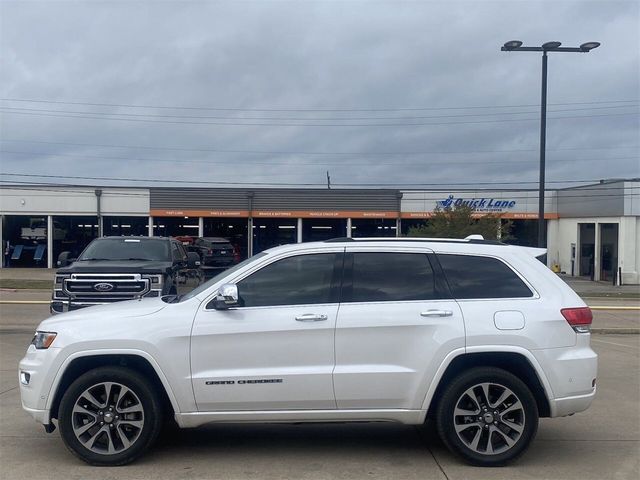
501,40,600,247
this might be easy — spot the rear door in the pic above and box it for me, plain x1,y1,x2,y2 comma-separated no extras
333,246,465,410
435,253,570,349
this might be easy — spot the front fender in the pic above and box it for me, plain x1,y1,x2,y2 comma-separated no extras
44,348,182,422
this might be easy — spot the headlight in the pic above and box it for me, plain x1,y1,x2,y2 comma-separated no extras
145,275,163,286
54,274,70,285
31,331,57,349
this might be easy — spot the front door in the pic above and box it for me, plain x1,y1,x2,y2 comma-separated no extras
191,250,343,411
333,247,465,410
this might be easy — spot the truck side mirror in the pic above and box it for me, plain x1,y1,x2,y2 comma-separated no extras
57,251,73,267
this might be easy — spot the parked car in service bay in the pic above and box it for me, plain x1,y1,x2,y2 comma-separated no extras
192,237,240,268
51,236,201,314
21,236,597,467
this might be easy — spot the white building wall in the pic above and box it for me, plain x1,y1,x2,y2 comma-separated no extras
546,219,560,267
552,216,639,284
0,187,149,215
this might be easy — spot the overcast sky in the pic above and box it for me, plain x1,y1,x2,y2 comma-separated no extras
0,0,638,190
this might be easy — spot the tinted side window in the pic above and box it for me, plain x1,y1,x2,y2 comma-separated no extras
345,252,437,302
438,254,532,299
238,253,339,307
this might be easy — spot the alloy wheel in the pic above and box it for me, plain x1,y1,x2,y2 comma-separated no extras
71,381,145,455
452,382,525,455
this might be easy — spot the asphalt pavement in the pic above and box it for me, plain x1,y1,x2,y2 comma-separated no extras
1,332,638,479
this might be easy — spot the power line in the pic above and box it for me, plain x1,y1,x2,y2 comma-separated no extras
1,97,637,112
2,138,638,156
1,149,637,167
0,103,637,122
2,172,638,188
1,108,637,128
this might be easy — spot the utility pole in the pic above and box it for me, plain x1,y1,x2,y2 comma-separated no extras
326,171,331,190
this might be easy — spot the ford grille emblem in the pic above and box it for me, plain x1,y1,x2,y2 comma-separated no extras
94,282,114,292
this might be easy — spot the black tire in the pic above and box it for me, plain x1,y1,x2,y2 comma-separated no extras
435,367,538,467
58,366,163,466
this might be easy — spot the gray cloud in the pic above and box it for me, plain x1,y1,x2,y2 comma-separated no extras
0,0,638,189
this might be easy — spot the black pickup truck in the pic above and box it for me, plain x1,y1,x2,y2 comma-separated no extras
51,236,201,314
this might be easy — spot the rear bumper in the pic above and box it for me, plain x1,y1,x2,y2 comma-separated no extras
532,335,598,417
202,257,235,268
550,389,597,417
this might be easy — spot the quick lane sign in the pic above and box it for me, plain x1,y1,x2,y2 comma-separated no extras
437,195,517,212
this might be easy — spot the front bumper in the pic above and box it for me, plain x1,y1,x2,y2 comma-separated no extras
19,345,62,425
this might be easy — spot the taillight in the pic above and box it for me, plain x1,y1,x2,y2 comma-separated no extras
561,307,593,333
208,249,213,255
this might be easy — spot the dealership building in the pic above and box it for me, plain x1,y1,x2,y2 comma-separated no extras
1,178,638,284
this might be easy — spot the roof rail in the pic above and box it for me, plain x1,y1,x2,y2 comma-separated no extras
324,237,505,246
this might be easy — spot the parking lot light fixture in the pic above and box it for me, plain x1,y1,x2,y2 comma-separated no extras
502,40,523,50
542,41,562,50
580,42,601,51
500,40,600,247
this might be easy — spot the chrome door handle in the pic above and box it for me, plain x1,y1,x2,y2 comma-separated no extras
295,314,328,322
420,310,453,317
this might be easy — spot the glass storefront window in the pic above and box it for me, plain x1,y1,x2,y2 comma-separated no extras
103,216,149,237
253,218,297,253
351,218,397,238
2,215,49,267
152,217,199,237
302,219,346,242
52,216,99,262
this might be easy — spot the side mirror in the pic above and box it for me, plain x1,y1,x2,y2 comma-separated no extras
57,251,73,267
187,251,201,268
212,283,239,310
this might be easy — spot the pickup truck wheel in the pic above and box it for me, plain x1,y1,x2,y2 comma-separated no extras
58,366,163,466
435,367,538,467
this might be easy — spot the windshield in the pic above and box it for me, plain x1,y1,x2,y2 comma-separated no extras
180,253,267,302
78,238,170,261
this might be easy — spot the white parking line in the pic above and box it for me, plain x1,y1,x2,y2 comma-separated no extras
592,338,639,349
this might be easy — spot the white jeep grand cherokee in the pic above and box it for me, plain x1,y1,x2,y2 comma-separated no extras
19,237,597,467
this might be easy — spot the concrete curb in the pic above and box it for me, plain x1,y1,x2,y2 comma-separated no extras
591,328,640,334
590,306,640,311
0,300,50,304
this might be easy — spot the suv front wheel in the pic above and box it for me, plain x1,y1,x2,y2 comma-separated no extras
435,367,538,466
58,366,163,466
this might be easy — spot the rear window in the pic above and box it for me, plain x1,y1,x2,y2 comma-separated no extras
438,254,533,299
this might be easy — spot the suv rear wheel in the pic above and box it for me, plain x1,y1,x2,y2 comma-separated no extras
58,366,162,466
435,367,538,466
